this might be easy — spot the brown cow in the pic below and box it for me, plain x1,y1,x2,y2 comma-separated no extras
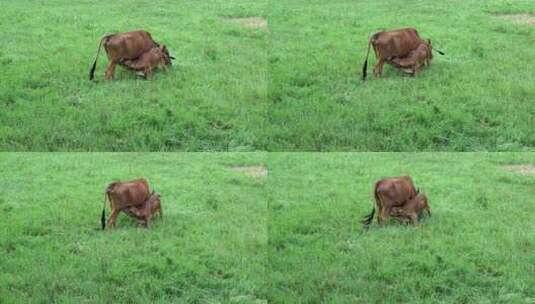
390,41,432,76
101,178,150,229
89,30,174,80
361,28,444,80
391,192,431,225
362,176,419,227
123,191,163,228
120,46,171,78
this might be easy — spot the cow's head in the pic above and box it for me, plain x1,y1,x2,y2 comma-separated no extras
159,45,174,66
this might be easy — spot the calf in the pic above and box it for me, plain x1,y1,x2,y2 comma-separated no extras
120,46,171,78
391,193,431,225
390,40,432,76
101,178,150,229
362,176,419,227
123,191,163,228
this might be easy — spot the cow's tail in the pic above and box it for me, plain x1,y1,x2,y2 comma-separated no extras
362,37,373,81
101,191,107,230
101,186,113,230
89,35,110,81
361,207,375,229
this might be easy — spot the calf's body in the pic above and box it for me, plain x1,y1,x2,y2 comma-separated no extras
391,193,431,225
123,192,163,228
391,41,432,76
121,46,170,78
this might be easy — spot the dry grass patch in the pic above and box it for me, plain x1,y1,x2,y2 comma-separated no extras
231,165,268,178
503,165,535,176
494,13,535,25
226,17,268,30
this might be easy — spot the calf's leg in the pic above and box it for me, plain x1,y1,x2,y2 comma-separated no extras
409,213,419,226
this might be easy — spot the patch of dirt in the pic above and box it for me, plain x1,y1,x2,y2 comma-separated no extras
231,165,268,178
494,13,535,25
503,165,535,176
226,17,268,30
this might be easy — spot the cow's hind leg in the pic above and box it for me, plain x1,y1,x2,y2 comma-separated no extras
373,58,385,77
107,209,120,228
105,59,119,80
378,206,389,226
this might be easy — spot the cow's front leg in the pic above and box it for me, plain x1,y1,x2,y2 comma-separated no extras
105,59,118,80
107,209,120,228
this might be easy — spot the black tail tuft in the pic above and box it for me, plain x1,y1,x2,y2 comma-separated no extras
362,59,368,81
101,208,106,230
361,208,375,229
89,60,97,81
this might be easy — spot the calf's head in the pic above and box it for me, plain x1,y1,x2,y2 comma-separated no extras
159,45,174,66
147,191,162,213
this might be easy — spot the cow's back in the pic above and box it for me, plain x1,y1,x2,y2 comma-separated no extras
375,176,416,206
105,30,158,60
373,28,424,59
108,178,150,207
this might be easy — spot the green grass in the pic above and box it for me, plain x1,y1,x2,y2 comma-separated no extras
266,0,535,151
1,0,534,151
267,153,535,303
0,1,268,151
0,153,267,303
3,153,534,302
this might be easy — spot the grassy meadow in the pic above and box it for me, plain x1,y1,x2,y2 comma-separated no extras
2,152,534,302
0,153,267,303
0,1,268,151
267,153,535,302
266,0,535,151
1,0,534,151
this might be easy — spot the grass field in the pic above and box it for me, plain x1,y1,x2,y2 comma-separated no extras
2,153,534,302
1,0,534,151
266,0,535,151
0,1,268,151
267,153,535,302
0,153,267,303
